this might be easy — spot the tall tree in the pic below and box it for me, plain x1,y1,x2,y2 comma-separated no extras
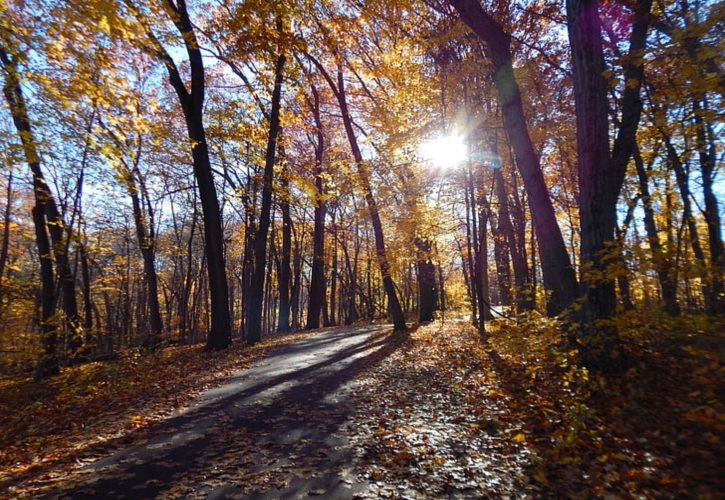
123,0,232,349
306,84,327,330
449,0,580,316
308,55,406,332
247,48,286,344
0,44,79,377
566,0,652,365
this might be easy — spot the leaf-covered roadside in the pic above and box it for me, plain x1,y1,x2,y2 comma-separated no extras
486,311,725,497
0,330,319,495
347,316,724,497
346,321,535,498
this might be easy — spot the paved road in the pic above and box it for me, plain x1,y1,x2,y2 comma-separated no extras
57,324,399,499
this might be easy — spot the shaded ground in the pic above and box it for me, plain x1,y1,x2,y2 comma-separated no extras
7,315,717,498
346,320,534,498
0,328,329,496
29,325,399,499
9,321,534,499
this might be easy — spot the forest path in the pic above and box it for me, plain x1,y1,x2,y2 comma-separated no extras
57,324,396,499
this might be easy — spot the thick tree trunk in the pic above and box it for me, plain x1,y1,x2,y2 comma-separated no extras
451,0,579,316
567,0,652,368
567,0,616,325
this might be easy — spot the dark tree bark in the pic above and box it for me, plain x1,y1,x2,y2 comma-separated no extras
415,238,438,322
329,208,339,325
129,171,163,348
277,173,293,332
306,84,327,330
634,148,679,314
0,169,12,309
128,0,232,350
98,119,163,349
450,0,579,316
398,161,439,323
660,130,711,310
615,196,639,312
79,241,93,332
567,0,652,367
247,51,286,344
492,169,516,309
0,46,75,378
693,97,724,314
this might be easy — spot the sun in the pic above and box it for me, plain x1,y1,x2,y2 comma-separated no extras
419,134,467,169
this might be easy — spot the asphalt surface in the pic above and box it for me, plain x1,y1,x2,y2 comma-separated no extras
56,324,399,499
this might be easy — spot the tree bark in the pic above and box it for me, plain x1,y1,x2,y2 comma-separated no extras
567,0,652,368
0,47,71,378
277,174,292,332
634,148,679,314
132,0,233,349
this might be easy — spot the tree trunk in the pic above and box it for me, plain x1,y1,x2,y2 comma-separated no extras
567,0,652,368
451,0,579,316
306,85,326,330
0,169,12,311
415,238,438,322
309,57,406,331
1,46,71,378
693,97,724,314
144,0,233,350
491,170,514,308
277,174,292,332
634,148,679,314
247,53,285,344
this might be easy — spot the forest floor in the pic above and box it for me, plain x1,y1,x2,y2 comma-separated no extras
0,315,723,498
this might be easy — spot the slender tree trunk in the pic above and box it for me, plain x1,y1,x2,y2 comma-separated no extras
309,58,406,331
247,53,285,344
615,196,639,311
491,176,513,308
0,169,12,310
136,0,232,350
1,47,72,378
415,237,438,322
662,132,711,310
693,97,724,313
635,148,680,314
306,85,326,330
277,174,292,332
329,210,338,325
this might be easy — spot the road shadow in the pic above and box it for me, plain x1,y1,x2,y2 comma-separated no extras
53,325,410,499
